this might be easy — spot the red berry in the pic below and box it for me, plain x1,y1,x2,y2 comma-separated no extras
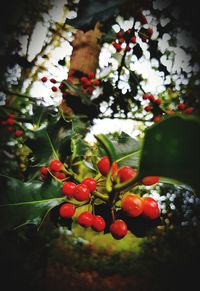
143,93,150,100
110,219,128,240
146,28,153,38
77,211,94,227
81,76,88,84
121,194,143,217
49,160,62,172
88,72,95,79
125,45,131,52
153,116,162,123
155,98,161,105
6,118,15,125
97,156,110,176
117,166,137,183
184,107,193,114
115,43,122,52
62,181,76,197
50,78,57,83
40,166,48,175
59,203,75,218
8,114,15,119
51,86,57,92
73,184,90,201
86,86,94,94
15,130,23,137
148,95,155,102
178,103,186,110
141,176,160,186
119,37,125,43
142,197,160,219
92,79,100,86
117,32,123,38
55,172,66,180
41,76,47,82
144,105,152,112
130,36,136,43
92,215,106,232
81,178,96,192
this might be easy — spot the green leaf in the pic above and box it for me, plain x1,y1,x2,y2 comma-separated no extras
0,175,65,234
139,115,200,194
110,131,141,168
65,0,128,31
95,133,117,163
26,115,72,166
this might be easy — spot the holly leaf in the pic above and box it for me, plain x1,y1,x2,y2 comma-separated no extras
65,0,128,31
0,175,65,234
139,115,200,194
26,115,72,166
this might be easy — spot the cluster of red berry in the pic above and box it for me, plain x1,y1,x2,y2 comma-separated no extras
41,71,100,96
42,155,160,240
177,102,193,114
40,160,66,180
142,93,163,122
0,113,23,137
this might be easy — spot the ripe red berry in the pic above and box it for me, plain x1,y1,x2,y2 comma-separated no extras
6,118,15,125
50,78,57,83
144,105,152,112
62,181,76,197
125,45,131,52
77,211,94,227
110,219,128,240
130,36,136,43
92,79,100,86
148,95,155,102
92,215,106,232
97,156,110,176
41,76,48,82
40,166,48,175
51,86,57,92
118,37,125,43
88,72,95,79
143,93,150,100
81,76,88,84
8,114,15,119
97,156,118,176
59,203,75,218
73,184,90,201
86,86,93,94
141,176,160,186
155,98,161,105
142,197,160,219
117,166,137,183
121,194,143,217
49,160,62,172
117,32,123,38
146,28,153,38
178,103,186,110
15,130,23,137
81,178,96,192
153,116,162,123
184,107,193,114
55,172,66,180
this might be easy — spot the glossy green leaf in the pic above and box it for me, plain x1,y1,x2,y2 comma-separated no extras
0,175,65,234
139,115,200,194
26,115,72,165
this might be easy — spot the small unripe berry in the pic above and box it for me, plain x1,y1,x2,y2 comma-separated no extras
59,203,75,218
